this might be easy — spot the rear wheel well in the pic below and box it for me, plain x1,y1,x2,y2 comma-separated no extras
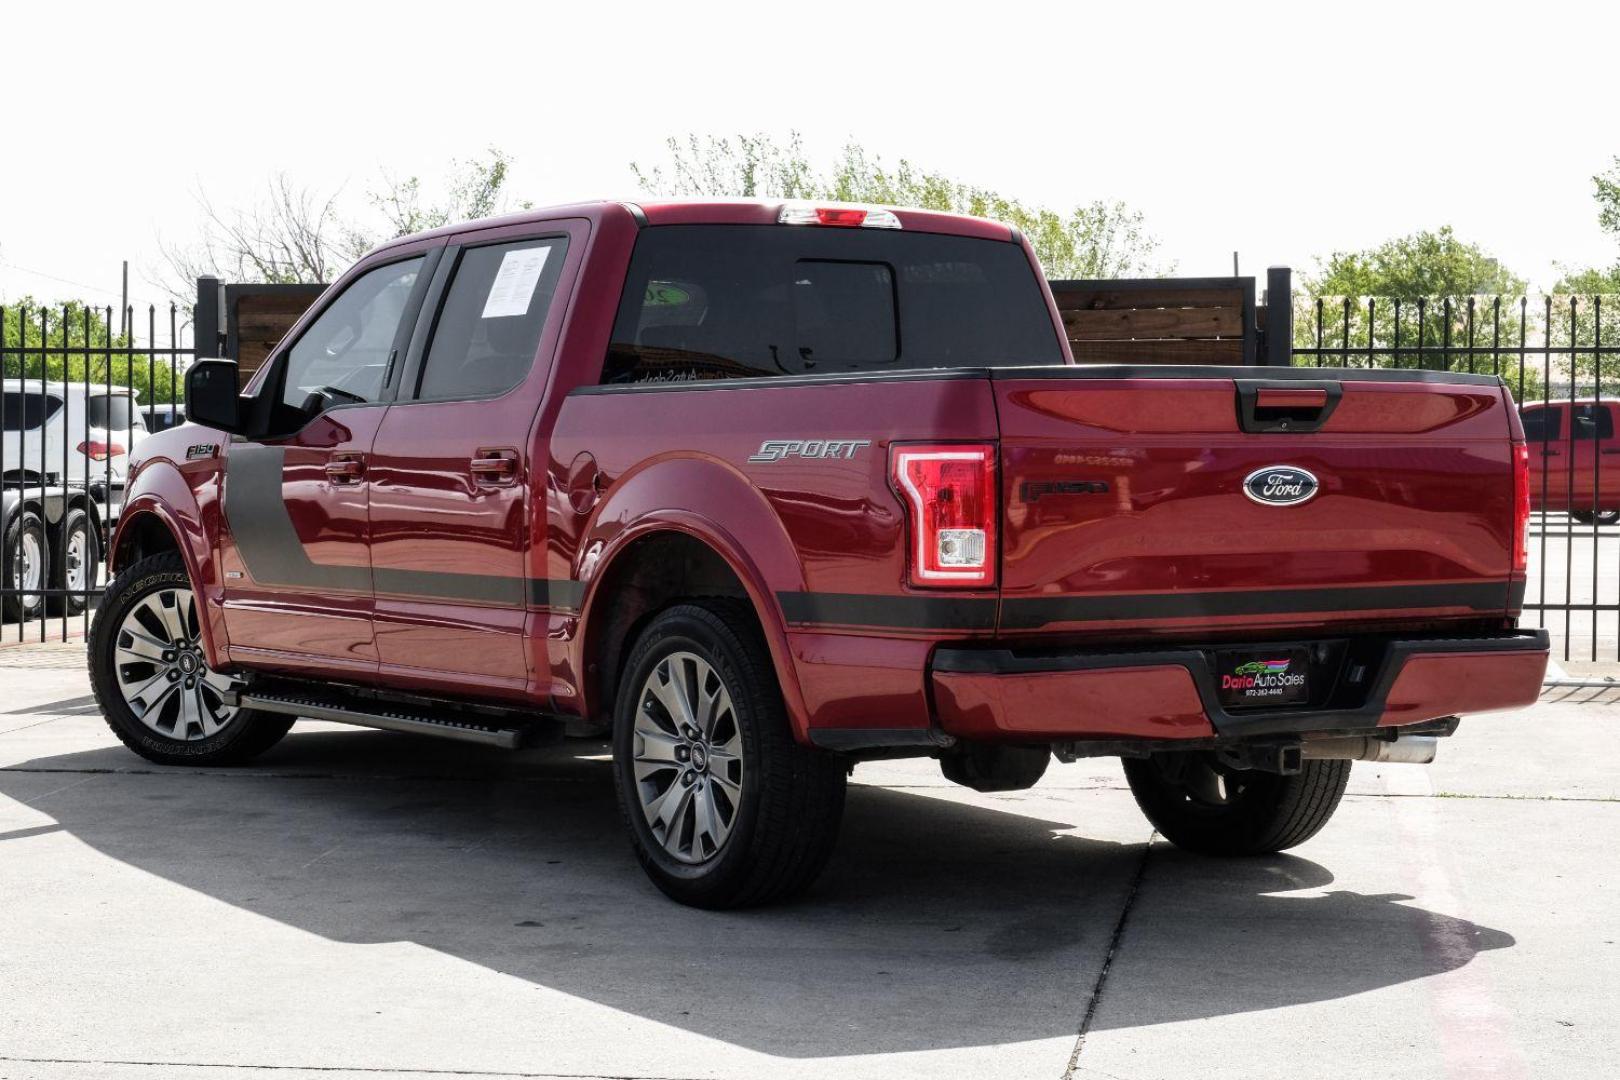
585,532,754,727
113,512,181,572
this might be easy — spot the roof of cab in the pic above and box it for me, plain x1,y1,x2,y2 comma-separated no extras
372,198,1017,255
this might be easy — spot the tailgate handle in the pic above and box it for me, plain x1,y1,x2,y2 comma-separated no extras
1237,380,1342,434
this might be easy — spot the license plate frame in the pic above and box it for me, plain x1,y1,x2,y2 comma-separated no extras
1214,647,1311,709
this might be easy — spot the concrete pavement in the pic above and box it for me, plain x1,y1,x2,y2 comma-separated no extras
0,641,1615,1079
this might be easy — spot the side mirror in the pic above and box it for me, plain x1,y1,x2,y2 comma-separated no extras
185,359,247,435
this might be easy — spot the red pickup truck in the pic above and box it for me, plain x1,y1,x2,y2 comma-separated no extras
1520,400,1620,523
90,199,1548,907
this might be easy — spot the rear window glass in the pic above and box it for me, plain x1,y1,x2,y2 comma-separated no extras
2,392,63,431
87,395,136,431
602,225,1063,384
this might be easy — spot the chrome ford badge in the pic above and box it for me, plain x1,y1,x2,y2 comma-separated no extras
1243,465,1319,506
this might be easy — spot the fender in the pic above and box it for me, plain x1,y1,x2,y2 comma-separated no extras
570,454,812,740
110,455,230,668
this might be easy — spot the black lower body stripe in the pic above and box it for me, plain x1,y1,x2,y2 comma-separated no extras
1000,581,1509,630
777,591,997,631
530,577,585,610
778,582,1509,631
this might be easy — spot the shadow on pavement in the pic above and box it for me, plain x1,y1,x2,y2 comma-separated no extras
0,727,1515,1058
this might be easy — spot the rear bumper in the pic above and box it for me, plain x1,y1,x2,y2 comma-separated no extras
930,630,1549,742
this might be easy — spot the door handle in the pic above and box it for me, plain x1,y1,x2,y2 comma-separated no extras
324,455,366,483
471,448,519,483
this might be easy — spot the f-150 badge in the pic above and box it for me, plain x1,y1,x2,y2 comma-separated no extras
749,439,871,463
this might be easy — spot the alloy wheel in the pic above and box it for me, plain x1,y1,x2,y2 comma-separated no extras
113,587,240,741
632,650,745,864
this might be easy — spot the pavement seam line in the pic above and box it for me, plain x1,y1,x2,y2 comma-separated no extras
1062,829,1154,1080
0,1055,704,1080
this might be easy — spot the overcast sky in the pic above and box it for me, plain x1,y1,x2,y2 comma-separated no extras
2,0,1616,338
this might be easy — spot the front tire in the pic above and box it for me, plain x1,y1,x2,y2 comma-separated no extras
612,600,847,908
89,552,293,765
1123,752,1350,855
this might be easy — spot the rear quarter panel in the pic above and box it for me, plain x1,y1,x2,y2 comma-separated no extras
547,375,1000,737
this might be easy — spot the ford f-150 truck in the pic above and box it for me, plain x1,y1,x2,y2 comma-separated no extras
89,199,1549,908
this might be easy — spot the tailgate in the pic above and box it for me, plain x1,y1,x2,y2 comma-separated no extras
994,367,1518,637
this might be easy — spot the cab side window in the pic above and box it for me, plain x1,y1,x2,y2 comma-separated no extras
413,237,569,401
280,257,424,412
1571,404,1614,441
1520,407,1560,442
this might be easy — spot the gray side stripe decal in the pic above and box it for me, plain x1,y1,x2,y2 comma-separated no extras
225,445,371,594
374,567,523,606
530,578,585,609
224,445,579,610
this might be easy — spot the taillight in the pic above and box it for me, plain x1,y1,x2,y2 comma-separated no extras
78,440,125,462
778,203,903,229
891,444,997,588
1512,441,1530,573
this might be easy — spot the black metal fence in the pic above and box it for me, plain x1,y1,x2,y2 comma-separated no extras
4,287,1619,669
1,302,191,642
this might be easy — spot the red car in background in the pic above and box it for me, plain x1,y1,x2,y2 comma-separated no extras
1520,400,1620,524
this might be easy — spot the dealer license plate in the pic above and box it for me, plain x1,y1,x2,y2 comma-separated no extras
1214,648,1311,708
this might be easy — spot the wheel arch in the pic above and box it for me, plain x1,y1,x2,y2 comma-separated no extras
110,506,185,572
574,516,811,743
108,490,228,668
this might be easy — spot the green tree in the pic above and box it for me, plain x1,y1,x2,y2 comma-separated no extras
160,148,529,299
630,133,1168,279
1594,155,1620,240
1295,227,1536,391
347,147,532,256
2,299,181,407
1547,157,1620,375
1304,225,1524,304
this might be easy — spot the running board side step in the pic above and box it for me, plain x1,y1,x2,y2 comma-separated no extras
223,691,525,749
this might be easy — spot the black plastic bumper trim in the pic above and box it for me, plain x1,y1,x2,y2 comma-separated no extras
932,629,1549,739
807,727,956,751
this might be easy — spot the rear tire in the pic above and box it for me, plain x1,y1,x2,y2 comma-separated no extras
3,509,48,623
52,508,99,616
89,552,293,765
1571,509,1620,526
1123,752,1350,855
612,599,847,908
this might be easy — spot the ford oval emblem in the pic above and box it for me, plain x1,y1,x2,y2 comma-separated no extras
1243,465,1319,506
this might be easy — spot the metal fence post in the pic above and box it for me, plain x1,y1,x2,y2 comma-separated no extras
194,276,224,360
1264,267,1292,366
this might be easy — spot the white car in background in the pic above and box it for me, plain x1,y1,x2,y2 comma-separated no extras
3,381,149,620
2,380,148,489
